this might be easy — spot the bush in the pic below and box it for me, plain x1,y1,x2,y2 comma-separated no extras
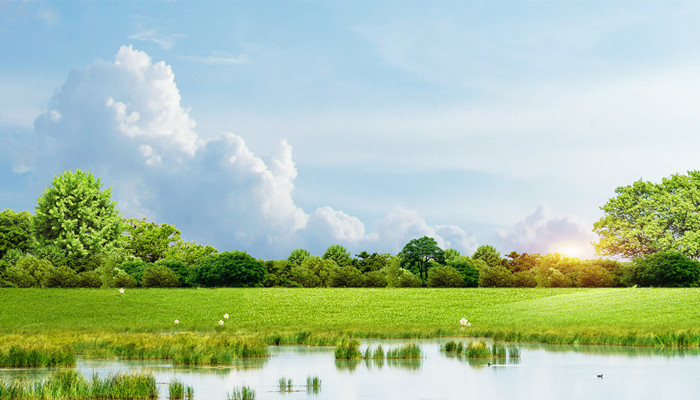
512,270,537,287
426,265,464,288
627,251,700,287
118,260,151,285
77,270,102,287
112,269,138,288
397,269,422,288
155,258,190,287
576,264,615,287
190,251,266,287
477,261,515,287
4,255,54,287
329,266,363,287
363,270,388,287
288,265,322,287
43,266,79,288
141,265,179,288
446,257,479,287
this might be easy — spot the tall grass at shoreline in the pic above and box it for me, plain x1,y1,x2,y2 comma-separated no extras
0,369,157,400
3,287,700,347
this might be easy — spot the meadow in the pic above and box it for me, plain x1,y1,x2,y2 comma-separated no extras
1,287,700,348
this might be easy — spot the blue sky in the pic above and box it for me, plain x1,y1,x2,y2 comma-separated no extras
3,1,700,259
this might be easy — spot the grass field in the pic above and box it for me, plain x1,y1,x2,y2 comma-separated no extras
1,287,700,347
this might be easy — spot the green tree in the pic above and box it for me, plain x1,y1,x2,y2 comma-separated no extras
190,251,266,287
575,264,615,287
594,171,700,259
162,241,218,265
287,248,311,268
446,256,479,287
33,170,122,264
122,218,181,262
353,251,390,273
472,245,502,268
399,236,445,281
0,209,33,259
323,244,352,267
626,251,700,287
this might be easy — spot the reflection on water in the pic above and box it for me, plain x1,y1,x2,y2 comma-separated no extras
2,339,700,400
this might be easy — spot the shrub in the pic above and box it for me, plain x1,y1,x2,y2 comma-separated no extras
43,266,79,287
156,259,191,287
512,270,537,287
288,265,322,287
446,256,479,287
118,260,151,285
112,269,138,288
363,270,388,287
141,265,179,288
4,255,54,287
397,269,422,288
576,264,615,287
426,265,464,288
477,261,515,287
190,251,266,287
329,266,364,287
627,251,700,287
77,270,103,287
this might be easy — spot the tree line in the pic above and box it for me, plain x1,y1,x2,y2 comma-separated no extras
2,169,700,288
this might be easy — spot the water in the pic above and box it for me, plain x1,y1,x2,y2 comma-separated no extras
3,340,700,400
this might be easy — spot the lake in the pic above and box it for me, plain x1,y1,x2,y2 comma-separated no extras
3,339,700,399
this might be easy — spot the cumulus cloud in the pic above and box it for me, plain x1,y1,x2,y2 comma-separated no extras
496,204,598,258
5,45,477,258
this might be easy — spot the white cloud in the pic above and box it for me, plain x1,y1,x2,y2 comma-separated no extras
179,52,249,66
6,45,476,258
496,204,598,259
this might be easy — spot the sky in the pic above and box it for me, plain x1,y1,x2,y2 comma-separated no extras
2,1,700,260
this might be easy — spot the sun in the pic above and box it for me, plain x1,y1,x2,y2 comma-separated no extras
551,242,592,259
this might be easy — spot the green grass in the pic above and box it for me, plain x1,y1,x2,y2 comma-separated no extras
2,287,700,346
0,370,158,400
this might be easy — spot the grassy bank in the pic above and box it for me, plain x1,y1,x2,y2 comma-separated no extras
1,287,700,347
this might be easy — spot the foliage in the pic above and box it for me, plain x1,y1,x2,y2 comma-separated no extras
329,266,364,287
504,251,541,273
77,270,103,287
322,244,352,267
288,264,322,287
261,260,297,287
512,270,537,287
155,259,191,287
399,236,445,281
112,269,137,288
362,270,388,287
626,251,700,287
0,209,32,259
476,259,514,287
33,169,122,263
122,217,181,262
472,244,502,268
594,171,700,259
190,251,266,287
287,248,311,268
426,265,464,287
384,256,401,288
4,255,55,287
575,264,615,287
162,241,218,265
0,248,23,275
397,269,422,287
141,265,180,288
446,256,479,287
443,248,462,261
118,260,151,285
297,256,338,287
43,266,79,288
353,251,390,273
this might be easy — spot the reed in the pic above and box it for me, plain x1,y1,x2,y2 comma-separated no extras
0,370,158,400
277,378,292,391
491,343,507,358
386,343,422,359
465,341,492,358
228,386,255,400
372,345,385,359
169,380,193,400
0,345,75,368
306,376,321,393
508,346,521,358
334,339,361,359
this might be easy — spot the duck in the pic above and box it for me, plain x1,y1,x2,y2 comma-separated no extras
597,374,603,378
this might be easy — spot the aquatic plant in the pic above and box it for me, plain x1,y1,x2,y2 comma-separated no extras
334,339,361,359
491,343,507,358
386,343,422,359
0,345,75,368
278,378,293,391
465,341,491,358
372,345,385,359
306,376,321,393
169,380,193,400
228,386,255,400
508,347,521,358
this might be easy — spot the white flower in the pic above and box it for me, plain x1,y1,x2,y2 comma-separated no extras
174,319,179,325
218,320,224,326
224,313,229,319
459,318,468,326
467,322,471,327
119,288,125,294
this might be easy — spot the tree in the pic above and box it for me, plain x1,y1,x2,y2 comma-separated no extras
575,264,615,287
0,209,32,259
163,241,218,265
594,171,700,259
141,265,180,288
33,170,122,264
446,256,479,287
122,218,181,262
287,249,311,268
626,251,700,287
323,245,352,267
399,236,445,281
190,251,266,287
472,245,502,268
353,251,390,273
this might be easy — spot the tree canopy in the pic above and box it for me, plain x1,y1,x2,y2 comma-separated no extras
33,170,122,262
122,217,181,262
0,209,33,259
399,236,444,281
594,171,700,259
